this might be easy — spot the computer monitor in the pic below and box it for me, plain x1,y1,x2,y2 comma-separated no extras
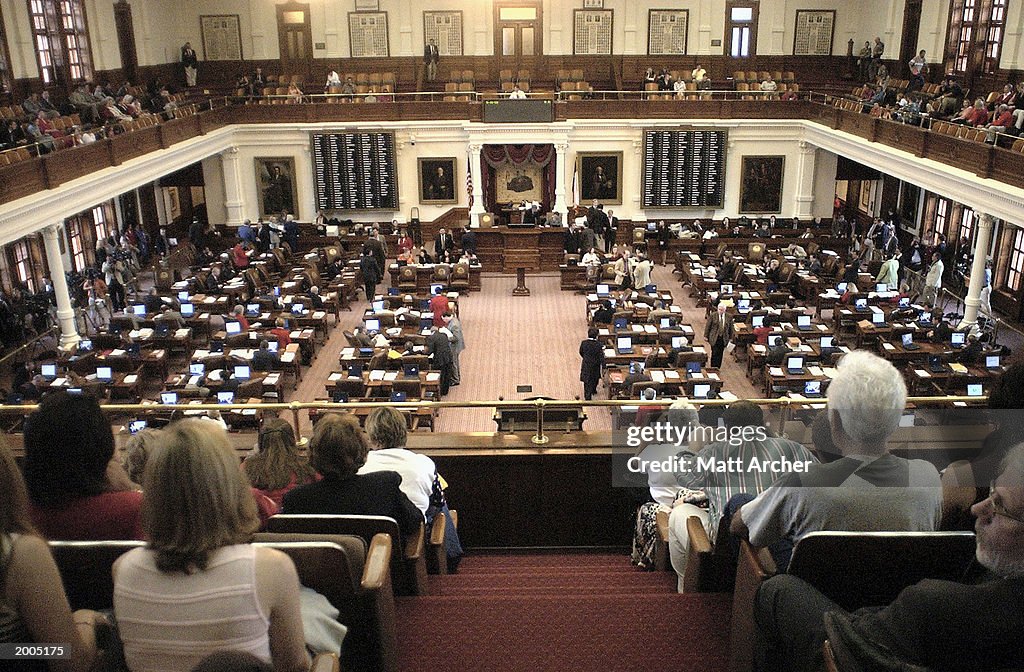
430,283,444,295
189,363,205,376
720,284,734,294
268,341,279,353
178,291,190,302
291,303,304,315
225,321,242,335
388,287,400,296
160,391,178,405
876,283,887,293
919,311,932,323
234,365,250,380
348,363,364,378
752,315,765,328
629,361,646,374
804,380,822,396
821,336,834,348
41,363,57,379
365,318,380,333
210,339,224,353
871,311,885,325
332,389,349,403
986,355,1001,369
273,286,281,297
390,391,408,402
898,297,910,308
671,336,684,349
132,304,146,317
686,361,701,374
902,333,914,347
967,383,983,397
951,332,966,346
797,315,811,328
614,317,628,330
78,339,93,352
836,282,848,293
786,356,804,372
129,420,147,434
245,303,260,317
217,391,234,404
616,336,632,352
404,364,419,377
372,300,385,312
769,335,782,347
692,384,711,399
596,283,610,296
358,347,374,357
855,298,868,310
180,303,195,317
419,317,433,330
660,317,673,329
96,366,113,382
647,222,657,232
644,284,657,294
737,299,750,312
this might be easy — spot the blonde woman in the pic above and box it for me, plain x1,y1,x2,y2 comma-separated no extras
113,420,308,672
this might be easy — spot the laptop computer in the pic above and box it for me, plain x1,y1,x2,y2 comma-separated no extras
210,339,225,354
660,317,674,329
616,336,632,354
332,389,349,403
928,355,946,373
234,365,251,380
902,333,920,350
404,364,420,378
291,304,305,316
854,298,869,312
629,361,645,375
671,336,685,349
647,222,657,232
430,283,444,295
420,316,434,331
967,383,984,398
419,299,431,311
357,347,374,358
40,363,57,381
388,287,400,296
245,303,261,317
898,297,910,308
274,286,281,297
918,311,932,324
348,363,364,378
737,299,751,313
154,322,171,337
178,291,190,302
189,363,205,376
836,282,848,293
614,317,628,330
785,356,805,375
596,283,611,297
796,315,812,331
127,343,141,357
132,304,146,317
752,315,765,328
268,341,279,353
365,318,381,333
692,383,712,399
768,335,783,347
720,284,734,294
645,284,657,294
951,332,966,348
96,366,113,382
390,391,408,402
876,283,888,293
160,391,178,405
820,336,834,349
78,339,93,352
217,391,235,404
871,311,885,325
372,300,385,312
129,420,147,434
986,355,1001,370
804,380,823,397
686,361,701,375
225,321,242,335
180,303,195,317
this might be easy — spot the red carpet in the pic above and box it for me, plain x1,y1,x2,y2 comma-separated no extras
396,553,732,672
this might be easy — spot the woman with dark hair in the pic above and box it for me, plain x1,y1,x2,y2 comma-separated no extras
24,390,144,540
282,413,422,536
113,420,308,671
0,438,103,671
243,419,318,509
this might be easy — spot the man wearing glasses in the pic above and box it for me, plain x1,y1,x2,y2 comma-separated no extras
751,443,1024,671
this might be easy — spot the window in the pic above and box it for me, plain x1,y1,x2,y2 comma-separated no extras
726,2,758,58
92,203,113,243
933,196,951,236
64,216,90,272
1007,227,1024,292
945,0,1009,76
0,6,12,93
27,0,92,86
9,241,37,293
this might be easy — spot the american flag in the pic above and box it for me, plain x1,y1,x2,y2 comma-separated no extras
466,153,474,207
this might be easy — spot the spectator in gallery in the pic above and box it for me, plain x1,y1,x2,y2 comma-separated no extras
857,41,872,81
325,70,341,89
424,39,440,83
341,76,356,95
760,74,778,93
691,64,708,87
985,104,1014,143
643,67,657,87
181,42,199,87
509,83,527,99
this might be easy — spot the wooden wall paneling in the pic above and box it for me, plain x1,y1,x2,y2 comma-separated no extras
39,142,110,189
0,160,48,204
109,124,162,165
874,117,927,157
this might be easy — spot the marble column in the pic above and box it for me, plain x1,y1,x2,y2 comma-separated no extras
221,147,245,225
42,224,80,349
469,143,485,226
960,213,994,327
554,142,569,219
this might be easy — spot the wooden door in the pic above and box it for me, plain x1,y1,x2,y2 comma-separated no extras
113,1,138,84
899,0,923,77
277,2,313,81
494,2,542,80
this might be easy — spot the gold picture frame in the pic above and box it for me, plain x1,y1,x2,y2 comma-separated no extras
577,151,623,205
418,157,458,205
255,157,299,217
739,155,785,214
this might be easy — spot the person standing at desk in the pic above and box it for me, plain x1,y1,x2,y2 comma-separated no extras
442,311,465,386
434,228,454,259
579,327,605,401
705,302,733,368
460,228,477,256
359,245,381,302
429,286,449,327
425,326,453,396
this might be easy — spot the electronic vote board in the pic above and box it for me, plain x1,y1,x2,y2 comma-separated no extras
311,132,399,210
642,129,727,208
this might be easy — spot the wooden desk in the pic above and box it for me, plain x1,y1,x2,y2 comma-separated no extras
474,227,565,273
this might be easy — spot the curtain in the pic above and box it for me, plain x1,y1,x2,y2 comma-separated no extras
480,144,556,215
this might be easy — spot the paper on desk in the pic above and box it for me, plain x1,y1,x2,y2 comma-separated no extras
664,370,680,380
650,370,665,383
719,391,738,401
384,371,398,381
110,349,126,356
604,348,616,357
693,346,706,353
290,331,302,338
769,367,784,377
914,369,931,377
949,363,968,374
199,313,211,319
151,350,165,358
281,352,295,363
264,373,280,385
808,366,824,376
51,378,66,387
708,372,720,381
817,324,828,331
313,311,326,319
369,370,386,381
329,372,342,382
124,374,138,384
426,372,440,382
630,324,643,332
882,342,895,350
752,344,766,353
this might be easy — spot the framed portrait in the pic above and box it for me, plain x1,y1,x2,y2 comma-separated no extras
255,158,299,217
578,152,623,205
418,157,458,204
739,156,785,214
200,15,243,61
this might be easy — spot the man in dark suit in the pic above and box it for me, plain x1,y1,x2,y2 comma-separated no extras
704,302,733,368
252,339,279,372
579,327,605,401
461,228,477,256
359,245,382,302
424,39,440,82
425,326,454,396
605,209,618,252
365,231,386,274
434,228,454,259
181,42,199,87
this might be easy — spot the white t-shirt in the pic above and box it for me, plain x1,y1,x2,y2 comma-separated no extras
358,448,436,514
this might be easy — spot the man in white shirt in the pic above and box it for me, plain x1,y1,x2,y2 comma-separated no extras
509,84,527,99
921,252,944,306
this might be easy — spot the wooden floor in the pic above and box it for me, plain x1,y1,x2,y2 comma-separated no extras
292,261,761,434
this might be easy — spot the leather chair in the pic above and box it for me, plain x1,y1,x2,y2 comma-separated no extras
397,266,417,292
450,263,471,293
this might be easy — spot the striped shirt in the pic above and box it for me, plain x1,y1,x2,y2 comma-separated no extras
114,544,271,672
677,436,818,539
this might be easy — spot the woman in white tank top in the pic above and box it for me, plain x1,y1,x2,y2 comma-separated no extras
113,420,308,672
